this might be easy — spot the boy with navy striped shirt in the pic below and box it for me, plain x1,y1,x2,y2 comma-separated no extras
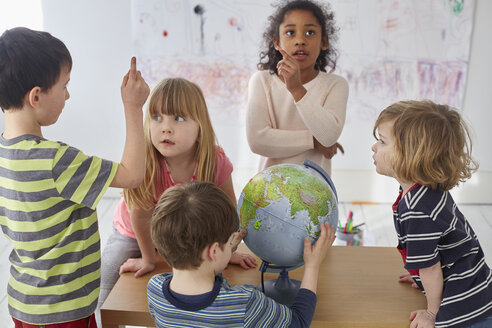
0,27,149,327
372,100,492,328
147,182,335,328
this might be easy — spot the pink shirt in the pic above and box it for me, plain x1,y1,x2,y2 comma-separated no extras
113,147,233,239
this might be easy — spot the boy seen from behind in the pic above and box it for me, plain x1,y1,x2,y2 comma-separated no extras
148,181,335,328
0,27,149,327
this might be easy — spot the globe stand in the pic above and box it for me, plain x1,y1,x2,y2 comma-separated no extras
257,261,301,307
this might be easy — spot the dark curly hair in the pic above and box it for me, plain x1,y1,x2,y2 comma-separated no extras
258,0,339,74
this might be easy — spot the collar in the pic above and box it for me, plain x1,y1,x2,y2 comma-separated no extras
392,183,420,211
162,274,223,311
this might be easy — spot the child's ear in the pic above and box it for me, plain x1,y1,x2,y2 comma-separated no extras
206,242,220,262
321,35,328,51
273,38,280,51
27,86,42,109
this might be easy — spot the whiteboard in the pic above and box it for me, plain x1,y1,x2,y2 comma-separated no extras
131,0,475,175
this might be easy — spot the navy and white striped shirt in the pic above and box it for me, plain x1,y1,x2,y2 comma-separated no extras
148,273,317,327
393,184,492,328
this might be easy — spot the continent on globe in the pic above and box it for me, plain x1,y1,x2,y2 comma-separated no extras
237,161,338,268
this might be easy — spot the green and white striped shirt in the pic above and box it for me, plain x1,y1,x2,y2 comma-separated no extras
0,134,117,325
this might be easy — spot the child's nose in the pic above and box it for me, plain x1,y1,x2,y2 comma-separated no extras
371,143,376,152
295,33,306,45
161,117,173,133
295,37,306,46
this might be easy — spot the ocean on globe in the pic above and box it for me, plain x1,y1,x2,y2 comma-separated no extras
237,161,338,268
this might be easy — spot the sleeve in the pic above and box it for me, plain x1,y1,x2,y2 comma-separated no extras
147,275,163,320
214,146,233,186
246,72,314,158
244,288,292,327
52,144,118,210
295,75,349,147
288,288,317,328
400,209,442,271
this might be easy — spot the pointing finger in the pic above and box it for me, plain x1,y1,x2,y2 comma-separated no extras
129,56,137,79
277,47,288,58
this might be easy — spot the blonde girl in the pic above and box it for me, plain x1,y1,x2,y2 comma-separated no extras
98,78,257,309
372,100,492,328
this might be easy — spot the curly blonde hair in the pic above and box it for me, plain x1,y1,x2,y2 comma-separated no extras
373,100,478,191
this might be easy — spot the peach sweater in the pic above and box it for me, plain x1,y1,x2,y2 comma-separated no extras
246,70,349,175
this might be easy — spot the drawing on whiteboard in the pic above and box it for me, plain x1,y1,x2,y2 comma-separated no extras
131,0,475,171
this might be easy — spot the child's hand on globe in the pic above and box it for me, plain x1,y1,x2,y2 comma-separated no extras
303,222,335,270
299,222,335,294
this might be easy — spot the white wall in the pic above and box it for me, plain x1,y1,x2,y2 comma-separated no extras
333,0,492,204
41,0,133,162
1,0,490,203
40,0,133,197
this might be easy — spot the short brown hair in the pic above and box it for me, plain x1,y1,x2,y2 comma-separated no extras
0,27,72,111
373,100,478,191
150,182,239,270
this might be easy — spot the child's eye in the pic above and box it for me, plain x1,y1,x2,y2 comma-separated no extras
153,115,162,122
305,30,315,36
175,116,185,122
379,138,385,145
286,30,295,36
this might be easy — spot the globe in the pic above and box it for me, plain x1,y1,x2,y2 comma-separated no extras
237,160,338,269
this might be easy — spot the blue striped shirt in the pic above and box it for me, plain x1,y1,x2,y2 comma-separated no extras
148,273,317,327
393,185,492,328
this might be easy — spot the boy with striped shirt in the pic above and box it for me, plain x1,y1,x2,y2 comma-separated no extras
372,100,492,328
147,182,335,328
0,27,149,327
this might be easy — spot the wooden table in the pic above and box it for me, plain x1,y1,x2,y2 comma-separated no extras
101,245,426,328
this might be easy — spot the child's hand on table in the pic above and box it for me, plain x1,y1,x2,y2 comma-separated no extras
399,273,419,289
119,257,156,278
229,230,257,269
409,309,436,328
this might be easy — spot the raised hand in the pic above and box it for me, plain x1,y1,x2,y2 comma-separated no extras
121,57,150,110
276,48,301,88
276,47,308,102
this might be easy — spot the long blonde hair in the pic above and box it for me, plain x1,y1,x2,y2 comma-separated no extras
124,78,217,210
373,100,478,191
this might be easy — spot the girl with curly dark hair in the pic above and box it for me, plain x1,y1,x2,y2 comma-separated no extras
246,0,348,176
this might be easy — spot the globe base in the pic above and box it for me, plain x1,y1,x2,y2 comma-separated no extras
257,269,301,306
